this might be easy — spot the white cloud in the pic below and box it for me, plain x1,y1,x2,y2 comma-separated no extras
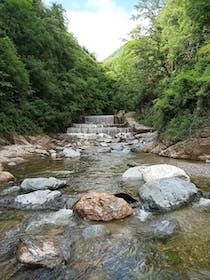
66,0,136,61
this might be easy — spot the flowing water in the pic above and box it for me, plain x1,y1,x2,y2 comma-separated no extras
1,151,210,280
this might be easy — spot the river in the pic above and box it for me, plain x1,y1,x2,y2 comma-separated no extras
0,150,210,280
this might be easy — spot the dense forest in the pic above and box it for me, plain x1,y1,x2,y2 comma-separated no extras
0,0,117,135
1,0,210,144
104,0,210,144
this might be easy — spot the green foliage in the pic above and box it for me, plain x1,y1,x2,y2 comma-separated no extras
0,0,116,136
104,0,210,142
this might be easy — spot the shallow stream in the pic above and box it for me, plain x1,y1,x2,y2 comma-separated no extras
1,151,210,280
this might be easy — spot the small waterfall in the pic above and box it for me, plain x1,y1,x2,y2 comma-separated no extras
67,115,131,136
85,115,114,125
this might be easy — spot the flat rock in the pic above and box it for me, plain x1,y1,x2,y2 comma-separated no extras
74,192,133,221
17,235,67,268
139,218,180,240
21,177,67,193
0,171,15,184
82,225,109,239
26,209,73,231
109,143,124,151
122,166,146,180
159,137,210,161
14,190,61,210
139,177,199,212
0,185,20,196
61,148,80,158
143,164,190,182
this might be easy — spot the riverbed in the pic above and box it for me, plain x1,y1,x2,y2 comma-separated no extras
1,150,210,279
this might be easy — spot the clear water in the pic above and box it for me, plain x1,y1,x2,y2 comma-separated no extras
1,151,210,279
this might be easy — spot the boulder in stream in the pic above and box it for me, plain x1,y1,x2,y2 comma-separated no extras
139,177,199,212
74,192,133,221
122,166,145,180
61,148,80,158
20,177,67,193
142,164,190,182
109,143,124,151
17,235,67,268
14,190,61,210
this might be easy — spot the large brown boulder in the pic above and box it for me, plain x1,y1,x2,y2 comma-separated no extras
74,192,133,221
159,137,210,160
0,171,15,184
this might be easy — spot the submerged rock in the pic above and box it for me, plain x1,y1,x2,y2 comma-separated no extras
138,218,180,240
20,177,67,193
74,192,133,221
17,235,67,268
82,225,109,239
139,177,199,212
14,190,61,210
26,209,73,231
0,224,23,259
143,164,190,182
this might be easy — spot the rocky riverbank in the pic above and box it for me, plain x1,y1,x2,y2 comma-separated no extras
0,129,210,279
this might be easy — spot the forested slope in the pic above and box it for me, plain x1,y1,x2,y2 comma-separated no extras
104,0,210,144
0,0,115,135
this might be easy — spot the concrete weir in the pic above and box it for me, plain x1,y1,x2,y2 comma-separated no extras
67,115,131,137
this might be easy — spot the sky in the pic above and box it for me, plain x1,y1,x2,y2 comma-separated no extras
44,0,139,61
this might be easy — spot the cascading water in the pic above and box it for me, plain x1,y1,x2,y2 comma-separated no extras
67,115,131,136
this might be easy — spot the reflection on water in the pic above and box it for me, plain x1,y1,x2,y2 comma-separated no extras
1,151,210,279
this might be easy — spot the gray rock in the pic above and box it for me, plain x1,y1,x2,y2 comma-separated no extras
194,198,210,212
109,143,124,151
16,235,68,268
61,148,80,158
26,209,73,231
0,185,20,196
61,194,82,209
14,190,62,210
21,177,67,193
0,225,23,259
139,177,199,212
82,225,109,239
139,218,180,240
